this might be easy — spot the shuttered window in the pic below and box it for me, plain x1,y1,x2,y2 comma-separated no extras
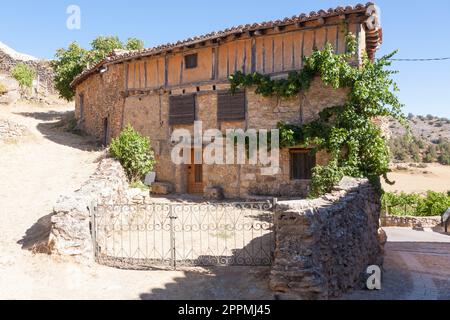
217,91,246,122
169,94,196,125
290,149,316,180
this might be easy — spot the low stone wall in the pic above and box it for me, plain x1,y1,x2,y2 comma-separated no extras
381,215,442,229
49,158,131,260
0,119,28,140
270,178,384,299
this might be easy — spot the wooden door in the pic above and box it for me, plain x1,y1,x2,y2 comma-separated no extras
188,148,204,194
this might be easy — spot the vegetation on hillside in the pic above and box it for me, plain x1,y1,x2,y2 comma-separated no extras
230,33,405,197
382,191,450,217
389,131,450,166
52,36,145,101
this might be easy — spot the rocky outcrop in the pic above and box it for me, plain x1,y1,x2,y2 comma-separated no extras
270,177,384,300
0,75,20,105
49,159,130,260
151,182,174,195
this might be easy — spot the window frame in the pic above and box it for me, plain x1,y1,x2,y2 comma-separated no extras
184,53,198,69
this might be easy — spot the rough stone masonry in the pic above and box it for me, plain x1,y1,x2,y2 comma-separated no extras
270,177,386,299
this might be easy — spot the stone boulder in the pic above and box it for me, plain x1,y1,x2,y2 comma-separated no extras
204,186,224,201
0,75,20,105
151,182,174,195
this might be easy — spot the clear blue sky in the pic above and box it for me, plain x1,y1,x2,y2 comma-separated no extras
1,0,449,117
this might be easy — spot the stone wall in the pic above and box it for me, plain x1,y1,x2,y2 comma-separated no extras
0,47,55,95
84,77,347,199
75,63,125,144
270,177,385,299
382,215,442,229
49,158,130,260
0,119,28,141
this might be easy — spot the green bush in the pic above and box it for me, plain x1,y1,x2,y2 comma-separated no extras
109,125,156,183
383,191,450,217
11,63,35,90
309,163,344,198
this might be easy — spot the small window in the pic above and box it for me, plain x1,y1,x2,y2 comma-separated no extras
290,149,316,180
185,53,198,69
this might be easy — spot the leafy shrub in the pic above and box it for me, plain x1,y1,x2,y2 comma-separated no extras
383,191,450,217
109,125,155,183
11,63,35,90
417,191,450,216
309,163,344,198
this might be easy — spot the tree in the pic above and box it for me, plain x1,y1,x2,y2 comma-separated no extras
126,38,145,50
52,43,89,101
53,36,145,101
89,36,124,62
11,63,36,95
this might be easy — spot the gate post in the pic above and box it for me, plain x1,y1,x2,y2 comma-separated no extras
89,199,98,261
169,204,177,270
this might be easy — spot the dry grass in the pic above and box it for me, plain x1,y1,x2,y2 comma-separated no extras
383,163,450,193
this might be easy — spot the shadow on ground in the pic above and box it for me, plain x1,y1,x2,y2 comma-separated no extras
14,110,102,151
340,240,450,300
17,213,54,254
137,233,276,300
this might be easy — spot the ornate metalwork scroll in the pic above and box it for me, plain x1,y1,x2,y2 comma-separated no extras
92,200,274,270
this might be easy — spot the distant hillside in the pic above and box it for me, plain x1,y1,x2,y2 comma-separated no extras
0,41,39,62
388,114,450,142
388,114,450,165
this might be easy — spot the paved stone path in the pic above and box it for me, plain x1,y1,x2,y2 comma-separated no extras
341,228,450,300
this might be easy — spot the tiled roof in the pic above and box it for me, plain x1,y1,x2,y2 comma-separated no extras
71,2,380,88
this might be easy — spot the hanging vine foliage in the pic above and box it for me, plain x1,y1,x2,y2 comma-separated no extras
229,33,406,197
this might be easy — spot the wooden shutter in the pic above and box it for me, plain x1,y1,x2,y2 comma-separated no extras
217,91,246,122
290,150,316,180
169,94,196,125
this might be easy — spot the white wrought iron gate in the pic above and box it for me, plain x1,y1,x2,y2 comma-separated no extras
90,201,275,270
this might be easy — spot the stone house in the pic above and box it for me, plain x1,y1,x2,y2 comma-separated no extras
71,3,382,198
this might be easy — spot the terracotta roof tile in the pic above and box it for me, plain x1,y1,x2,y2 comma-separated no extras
71,2,380,88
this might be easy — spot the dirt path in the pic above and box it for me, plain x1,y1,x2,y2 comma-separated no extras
341,228,450,300
0,104,273,300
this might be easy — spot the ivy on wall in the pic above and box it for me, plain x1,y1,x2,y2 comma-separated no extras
229,34,405,197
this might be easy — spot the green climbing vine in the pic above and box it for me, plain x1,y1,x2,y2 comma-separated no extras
229,33,406,197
